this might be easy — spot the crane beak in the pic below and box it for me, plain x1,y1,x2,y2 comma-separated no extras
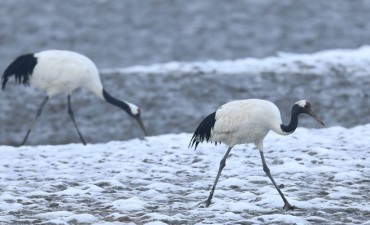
135,115,148,136
307,109,325,126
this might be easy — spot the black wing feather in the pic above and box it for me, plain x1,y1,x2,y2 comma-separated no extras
2,53,37,90
189,111,216,150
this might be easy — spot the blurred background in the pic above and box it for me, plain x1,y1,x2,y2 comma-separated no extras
1,0,370,145
2,0,370,69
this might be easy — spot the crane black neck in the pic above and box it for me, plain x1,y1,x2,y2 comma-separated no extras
280,106,301,134
102,89,132,116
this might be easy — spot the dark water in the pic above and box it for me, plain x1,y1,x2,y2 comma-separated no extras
1,67,370,145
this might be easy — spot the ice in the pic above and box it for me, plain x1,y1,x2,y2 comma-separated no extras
35,211,74,220
0,202,23,211
144,222,168,225
250,214,308,225
36,211,98,224
67,213,98,223
110,197,146,211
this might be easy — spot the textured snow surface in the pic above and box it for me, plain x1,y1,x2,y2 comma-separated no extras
0,126,369,224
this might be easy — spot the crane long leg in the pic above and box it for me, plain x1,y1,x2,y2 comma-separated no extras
67,95,86,145
21,96,49,146
205,146,233,207
259,150,296,210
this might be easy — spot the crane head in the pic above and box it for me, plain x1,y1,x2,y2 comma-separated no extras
102,89,147,136
125,103,148,136
295,100,325,126
132,108,148,136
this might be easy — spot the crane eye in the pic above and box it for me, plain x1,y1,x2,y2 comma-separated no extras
305,101,311,108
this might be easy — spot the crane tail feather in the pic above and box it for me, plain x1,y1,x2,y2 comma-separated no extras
2,53,37,90
189,111,216,150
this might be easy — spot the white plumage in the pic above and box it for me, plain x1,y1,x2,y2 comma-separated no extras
31,50,103,98
2,50,147,146
190,98,324,210
211,99,285,148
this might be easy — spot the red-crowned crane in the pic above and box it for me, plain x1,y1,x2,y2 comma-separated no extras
189,99,324,210
2,50,147,146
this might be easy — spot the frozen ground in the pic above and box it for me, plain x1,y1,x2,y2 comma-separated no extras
0,125,369,224
1,47,370,145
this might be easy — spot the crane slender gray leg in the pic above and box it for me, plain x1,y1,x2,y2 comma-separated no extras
259,150,296,210
67,95,86,145
21,96,49,146
205,146,233,207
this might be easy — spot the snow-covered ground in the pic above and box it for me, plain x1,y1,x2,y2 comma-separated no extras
0,125,369,224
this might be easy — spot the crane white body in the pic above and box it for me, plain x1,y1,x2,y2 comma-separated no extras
211,99,288,149
31,50,103,98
